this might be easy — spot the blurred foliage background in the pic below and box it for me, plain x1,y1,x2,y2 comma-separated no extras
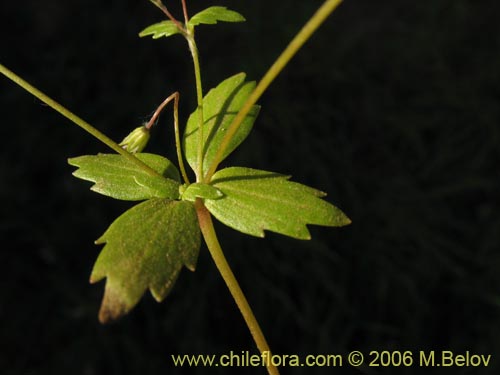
1,0,499,374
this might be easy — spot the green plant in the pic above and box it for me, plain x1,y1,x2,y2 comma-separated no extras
0,1,348,374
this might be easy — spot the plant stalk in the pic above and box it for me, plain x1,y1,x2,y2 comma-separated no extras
195,201,280,375
172,93,191,184
143,92,190,184
186,33,206,182
0,63,163,178
204,0,343,181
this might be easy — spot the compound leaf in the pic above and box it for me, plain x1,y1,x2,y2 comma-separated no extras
68,153,180,201
139,20,181,39
183,73,260,177
205,167,351,239
188,6,245,27
91,199,200,323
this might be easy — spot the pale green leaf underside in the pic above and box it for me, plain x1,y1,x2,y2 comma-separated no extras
139,20,181,39
205,167,351,240
180,182,224,202
183,73,260,177
188,6,245,27
91,199,200,323
68,153,180,201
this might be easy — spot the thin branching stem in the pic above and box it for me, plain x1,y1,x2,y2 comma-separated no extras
181,0,189,25
0,63,163,178
186,33,205,182
204,0,343,182
149,0,186,34
182,3,276,372
172,93,191,184
195,201,280,375
2,3,344,374
144,92,176,130
144,92,190,184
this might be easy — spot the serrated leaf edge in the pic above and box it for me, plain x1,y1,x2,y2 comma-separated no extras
206,167,351,239
139,20,182,39
188,6,246,27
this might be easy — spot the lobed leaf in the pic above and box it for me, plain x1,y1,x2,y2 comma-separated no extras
183,73,260,178
68,153,180,201
205,167,351,239
91,199,200,323
139,20,181,39
188,6,245,27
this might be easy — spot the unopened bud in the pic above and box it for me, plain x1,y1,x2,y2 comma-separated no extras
119,125,150,153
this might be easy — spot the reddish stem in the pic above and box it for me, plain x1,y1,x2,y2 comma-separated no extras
181,0,189,25
145,92,177,130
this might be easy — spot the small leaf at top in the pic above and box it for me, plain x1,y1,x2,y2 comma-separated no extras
188,6,245,27
180,182,224,202
183,73,260,178
139,20,182,39
68,153,180,201
91,199,200,323
205,167,351,240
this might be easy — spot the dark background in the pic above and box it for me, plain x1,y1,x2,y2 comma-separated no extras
1,0,499,374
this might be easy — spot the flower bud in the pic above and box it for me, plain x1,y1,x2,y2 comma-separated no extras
119,125,150,153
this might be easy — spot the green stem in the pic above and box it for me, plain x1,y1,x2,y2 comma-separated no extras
204,0,343,182
195,201,280,375
187,33,205,182
172,93,191,184
143,91,190,183
0,63,163,178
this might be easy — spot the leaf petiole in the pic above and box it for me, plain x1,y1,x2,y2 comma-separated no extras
204,0,344,181
0,63,162,179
